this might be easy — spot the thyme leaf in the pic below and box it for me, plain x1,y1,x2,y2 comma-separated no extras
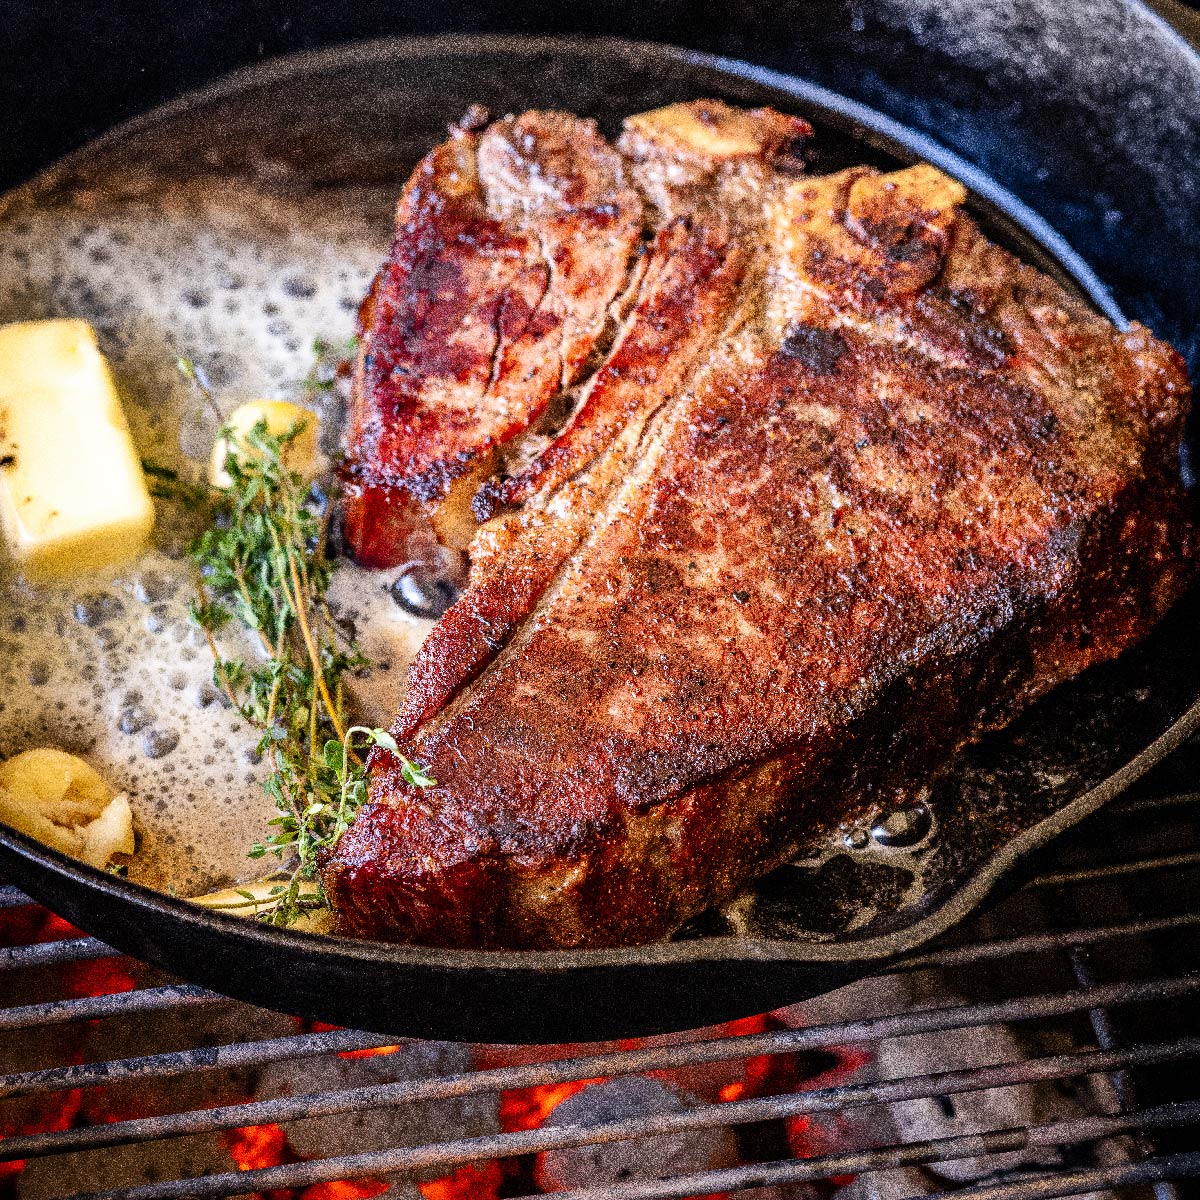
152,366,435,926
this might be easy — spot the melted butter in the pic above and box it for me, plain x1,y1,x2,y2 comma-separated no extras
0,155,432,896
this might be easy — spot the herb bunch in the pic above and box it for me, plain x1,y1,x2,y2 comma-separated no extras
154,361,434,926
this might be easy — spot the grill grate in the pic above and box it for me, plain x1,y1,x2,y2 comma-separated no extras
2,739,1199,1199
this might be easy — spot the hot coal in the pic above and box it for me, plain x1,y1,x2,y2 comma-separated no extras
253,1041,497,1176
534,1076,737,1190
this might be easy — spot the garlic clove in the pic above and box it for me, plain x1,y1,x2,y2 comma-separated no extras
0,748,111,818
79,792,135,869
209,400,321,489
0,749,134,869
0,783,85,858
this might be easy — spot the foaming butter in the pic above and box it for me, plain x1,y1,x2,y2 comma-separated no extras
0,139,433,897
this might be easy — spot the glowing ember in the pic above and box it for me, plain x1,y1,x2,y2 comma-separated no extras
223,1123,393,1200
299,1178,390,1199
504,1015,874,1196
0,1088,83,1181
308,1021,404,1060
0,905,136,1001
418,1161,505,1200
0,904,137,1185
785,1045,873,1187
499,1078,607,1134
225,1122,290,1172
224,1120,295,1200
714,1015,791,1103
0,900,875,1198
0,905,77,948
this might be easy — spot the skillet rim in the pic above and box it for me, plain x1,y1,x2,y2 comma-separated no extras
0,30,1197,979
3,686,1200,974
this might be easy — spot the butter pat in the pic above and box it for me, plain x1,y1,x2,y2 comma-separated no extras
0,320,154,577
209,399,320,489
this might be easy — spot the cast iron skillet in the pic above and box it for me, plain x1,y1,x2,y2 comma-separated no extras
1,32,1199,1043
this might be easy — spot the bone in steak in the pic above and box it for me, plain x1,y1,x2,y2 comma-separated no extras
328,101,1196,948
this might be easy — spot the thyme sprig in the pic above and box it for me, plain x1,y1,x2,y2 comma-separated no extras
154,360,434,926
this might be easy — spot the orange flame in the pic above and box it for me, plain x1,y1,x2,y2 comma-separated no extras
225,1122,290,1172
300,1178,390,1200
418,1161,504,1200
223,1123,392,1200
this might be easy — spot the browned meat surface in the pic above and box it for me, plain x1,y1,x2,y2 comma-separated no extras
326,101,1196,949
343,110,644,569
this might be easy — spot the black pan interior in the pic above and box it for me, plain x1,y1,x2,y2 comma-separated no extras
0,35,1197,1042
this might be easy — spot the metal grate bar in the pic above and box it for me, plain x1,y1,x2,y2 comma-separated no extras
0,982,223,1031
0,935,114,970
63,1100,1200,1200
905,1151,1200,1200
2,972,1195,1105
898,911,1200,969
0,885,31,909
1026,849,1200,888
4,1018,1198,1168
0,1027,400,1101
1113,791,1200,814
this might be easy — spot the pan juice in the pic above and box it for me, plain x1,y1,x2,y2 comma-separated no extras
0,147,434,896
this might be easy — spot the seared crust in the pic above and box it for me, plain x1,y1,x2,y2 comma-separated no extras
406,215,750,731
343,111,643,568
326,103,1195,948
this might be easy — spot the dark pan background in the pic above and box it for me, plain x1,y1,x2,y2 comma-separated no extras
4,0,1199,382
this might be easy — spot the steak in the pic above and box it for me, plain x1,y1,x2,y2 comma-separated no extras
327,101,1196,949
343,108,645,570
